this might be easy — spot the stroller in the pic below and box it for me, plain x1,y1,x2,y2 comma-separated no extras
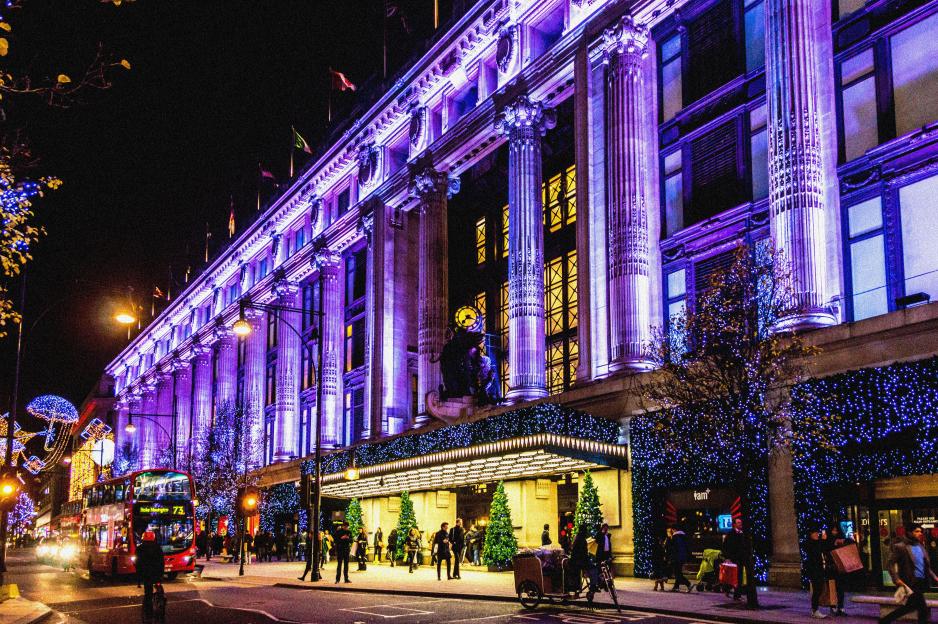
695,549,726,592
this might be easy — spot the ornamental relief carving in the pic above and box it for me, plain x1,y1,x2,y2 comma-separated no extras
601,15,649,75
495,95,556,141
357,143,382,191
495,23,517,73
408,105,427,149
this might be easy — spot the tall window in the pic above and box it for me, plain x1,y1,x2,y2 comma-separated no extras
665,268,688,351
891,11,938,137
839,49,878,162
845,197,888,321
663,150,683,236
750,105,768,200
659,34,682,122
265,362,276,407
301,281,320,391
500,204,509,258
744,0,765,73
345,319,365,372
544,165,576,232
498,280,509,397
544,251,578,395
343,387,366,445
336,187,351,216
475,216,487,264
898,175,938,301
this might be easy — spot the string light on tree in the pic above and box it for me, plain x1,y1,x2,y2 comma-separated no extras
482,481,517,569
573,471,603,538
394,491,417,561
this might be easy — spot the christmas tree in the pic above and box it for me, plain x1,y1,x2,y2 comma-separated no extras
394,491,417,560
573,470,603,539
7,492,34,535
483,481,518,568
346,497,364,538
260,483,300,533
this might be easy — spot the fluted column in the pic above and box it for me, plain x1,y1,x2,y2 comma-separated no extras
126,392,142,470
171,357,192,470
765,0,836,330
495,95,555,402
155,372,174,467
273,279,301,461
139,382,158,468
114,396,130,452
213,326,238,411
313,250,342,447
603,17,654,373
190,343,213,445
411,168,457,421
242,309,266,467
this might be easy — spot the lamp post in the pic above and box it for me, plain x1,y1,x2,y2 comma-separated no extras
125,411,177,470
233,294,326,582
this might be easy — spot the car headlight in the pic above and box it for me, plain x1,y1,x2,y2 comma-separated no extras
61,546,77,560
37,545,47,556
50,546,60,557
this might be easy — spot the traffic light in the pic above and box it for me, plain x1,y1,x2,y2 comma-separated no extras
237,486,261,517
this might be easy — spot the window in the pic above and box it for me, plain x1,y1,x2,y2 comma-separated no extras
265,416,275,464
663,150,683,235
689,121,743,224
544,250,578,395
475,217,486,264
899,174,938,302
473,291,486,321
228,283,239,306
301,281,321,391
345,249,367,304
891,12,938,137
501,204,509,258
838,0,866,19
744,0,765,73
265,362,276,406
840,49,878,162
847,197,888,321
498,280,509,397
266,310,278,349
750,105,769,200
345,319,365,372
298,402,311,457
543,165,577,232
686,2,738,104
295,225,306,250
660,34,682,122
344,386,365,444
336,187,351,216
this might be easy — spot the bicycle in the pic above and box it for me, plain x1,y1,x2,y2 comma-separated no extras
142,582,166,624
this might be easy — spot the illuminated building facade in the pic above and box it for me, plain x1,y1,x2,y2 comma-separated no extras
104,0,938,586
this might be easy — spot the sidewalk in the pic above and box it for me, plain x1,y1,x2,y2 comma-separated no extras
197,558,888,623
0,597,51,624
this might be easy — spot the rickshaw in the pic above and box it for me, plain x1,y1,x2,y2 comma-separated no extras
513,550,621,611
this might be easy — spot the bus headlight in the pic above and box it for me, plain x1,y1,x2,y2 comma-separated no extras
60,545,77,561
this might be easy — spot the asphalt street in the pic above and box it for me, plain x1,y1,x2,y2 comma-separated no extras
6,550,726,624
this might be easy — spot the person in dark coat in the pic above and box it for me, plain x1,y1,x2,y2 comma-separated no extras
355,528,368,570
373,527,384,563
541,524,552,546
722,517,758,607
570,529,600,598
211,532,224,558
387,528,398,567
196,530,207,558
804,527,829,619
433,522,453,580
405,527,420,573
449,518,465,579
668,525,692,592
824,524,854,616
881,524,938,624
334,521,352,583
136,530,165,620
595,523,613,567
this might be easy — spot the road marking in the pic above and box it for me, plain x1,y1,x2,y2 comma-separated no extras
341,604,434,618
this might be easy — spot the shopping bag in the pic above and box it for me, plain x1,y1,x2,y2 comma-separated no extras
719,562,738,587
830,543,863,574
894,584,912,605
349,542,358,557
817,579,838,607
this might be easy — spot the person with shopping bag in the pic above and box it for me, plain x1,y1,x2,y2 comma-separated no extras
722,517,759,608
825,525,859,616
805,527,834,619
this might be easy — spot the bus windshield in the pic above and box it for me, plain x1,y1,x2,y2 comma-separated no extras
133,471,191,502
133,502,194,553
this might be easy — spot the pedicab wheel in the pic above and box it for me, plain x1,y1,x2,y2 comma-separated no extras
518,580,542,609
606,578,621,612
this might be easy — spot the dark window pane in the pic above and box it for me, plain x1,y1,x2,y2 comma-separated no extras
689,121,742,225
687,2,739,103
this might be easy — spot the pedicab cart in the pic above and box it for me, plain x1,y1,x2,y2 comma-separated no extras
512,548,621,611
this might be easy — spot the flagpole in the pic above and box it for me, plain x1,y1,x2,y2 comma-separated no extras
434,0,439,29
290,149,294,178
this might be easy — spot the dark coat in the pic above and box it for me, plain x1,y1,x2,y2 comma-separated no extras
804,537,827,580
541,530,552,546
387,529,398,550
595,531,613,563
888,536,936,587
722,529,753,564
136,541,164,583
449,525,465,550
669,531,690,565
334,528,352,554
433,529,452,558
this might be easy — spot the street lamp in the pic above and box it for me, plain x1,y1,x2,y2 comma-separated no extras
125,413,177,469
114,310,137,325
232,295,326,582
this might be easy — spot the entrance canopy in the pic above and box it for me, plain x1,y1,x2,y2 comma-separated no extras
302,403,627,499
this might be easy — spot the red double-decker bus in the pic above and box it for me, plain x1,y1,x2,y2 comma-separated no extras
80,469,197,578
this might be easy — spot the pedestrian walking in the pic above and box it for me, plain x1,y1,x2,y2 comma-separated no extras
824,525,854,616
433,522,453,580
297,530,307,562
321,530,333,565
805,527,830,619
405,527,420,573
595,523,613,568
334,521,352,584
355,527,368,570
465,525,479,565
196,530,207,558
541,523,552,546
387,528,398,567
136,530,164,622
449,518,465,579
668,524,692,592
285,530,296,563
374,527,384,563
254,531,266,562
652,533,669,591
880,524,938,624
722,517,758,608
212,532,224,559
242,531,253,566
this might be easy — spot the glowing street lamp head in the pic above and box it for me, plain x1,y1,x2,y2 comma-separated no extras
344,466,360,481
114,311,136,325
124,421,136,434
232,317,252,337
1,483,14,496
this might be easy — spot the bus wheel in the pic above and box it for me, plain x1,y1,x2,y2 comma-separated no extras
166,572,178,580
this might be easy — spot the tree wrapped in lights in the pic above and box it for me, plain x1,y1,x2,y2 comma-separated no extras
483,481,517,569
394,491,416,561
573,471,603,539
345,498,363,538
634,243,832,581
7,492,34,535
260,483,300,533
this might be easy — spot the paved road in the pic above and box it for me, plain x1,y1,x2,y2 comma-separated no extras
6,550,724,624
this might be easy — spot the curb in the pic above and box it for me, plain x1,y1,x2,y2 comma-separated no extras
0,598,52,624
268,580,772,623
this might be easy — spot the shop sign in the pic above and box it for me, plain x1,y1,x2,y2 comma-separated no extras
667,487,736,510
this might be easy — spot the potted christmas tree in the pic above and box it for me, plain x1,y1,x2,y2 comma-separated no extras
394,491,417,562
483,481,518,571
573,470,603,540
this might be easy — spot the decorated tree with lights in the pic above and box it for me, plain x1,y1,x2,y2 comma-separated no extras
7,492,34,536
573,471,603,539
636,243,833,581
260,483,300,533
345,498,363,538
483,481,517,569
394,491,416,560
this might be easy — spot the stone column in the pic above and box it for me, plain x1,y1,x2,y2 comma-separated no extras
273,278,301,461
190,343,213,446
765,0,836,330
213,326,238,411
495,95,555,402
313,250,342,447
171,357,192,470
242,309,266,468
603,17,655,373
114,396,130,453
127,392,143,470
410,168,456,420
139,382,158,468
155,372,174,467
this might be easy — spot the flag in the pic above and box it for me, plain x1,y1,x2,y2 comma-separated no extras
258,163,276,181
292,126,312,154
152,286,165,299
228,195,236,238
204,222,212,263
329,68,356,92
386,1,411,34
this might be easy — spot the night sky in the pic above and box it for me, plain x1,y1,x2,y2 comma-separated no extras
1,0,456,414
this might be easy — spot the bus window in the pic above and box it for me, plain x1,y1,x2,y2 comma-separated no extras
133,472,192,502
115,484,125,502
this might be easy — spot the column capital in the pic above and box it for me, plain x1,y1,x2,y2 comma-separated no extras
601,16,649,70
212,323,235,345
190,342,212,359
494,95,556,139
272,278,300,300
170,356,189,374
409,167,460,201
312,249,341,276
